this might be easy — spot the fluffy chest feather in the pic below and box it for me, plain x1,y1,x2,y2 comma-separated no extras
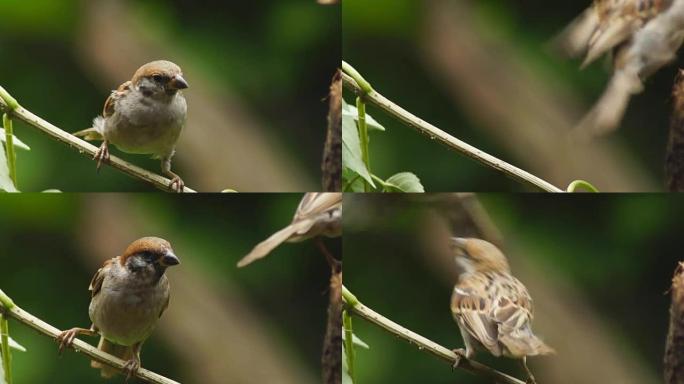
89,260,170,346
103,88,186,158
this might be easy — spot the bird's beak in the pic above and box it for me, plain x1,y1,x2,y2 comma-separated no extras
169,74,189,90
160,250,180,267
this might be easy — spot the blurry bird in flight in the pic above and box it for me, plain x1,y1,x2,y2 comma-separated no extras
554,0,684,137
450,237,553,384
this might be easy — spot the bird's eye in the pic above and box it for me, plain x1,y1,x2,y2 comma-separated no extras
152,74,165,82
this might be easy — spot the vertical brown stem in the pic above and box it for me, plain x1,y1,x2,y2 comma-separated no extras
666,70,684,191
320,236,342,384
665,262,684,383
322,70,342,192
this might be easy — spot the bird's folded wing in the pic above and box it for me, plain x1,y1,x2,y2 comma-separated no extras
88,258,113,298
236,219,316,267
451,281,500,354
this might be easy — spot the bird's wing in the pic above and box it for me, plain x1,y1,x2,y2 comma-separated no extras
451,273,500,355
88,258,113,298
553,3,601,58
236,219,316,268
582,0,672,68
292,192,342,221
102,81,132,118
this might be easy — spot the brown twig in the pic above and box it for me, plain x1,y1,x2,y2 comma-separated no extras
322,70,342,192
322,269,342,384
666,70,684,191
0,289,179,384
665,262,684,383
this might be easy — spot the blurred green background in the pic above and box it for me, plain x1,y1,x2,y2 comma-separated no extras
344,193,680,384
0,193,339,383
343,0,681,192
0,0,340,192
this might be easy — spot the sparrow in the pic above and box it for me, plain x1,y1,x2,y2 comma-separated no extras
56,237,180,380
555,0,684,136
236,192,342,268
74,60,189,192
449,237,553,384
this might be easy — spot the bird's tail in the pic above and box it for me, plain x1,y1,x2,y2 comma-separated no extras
500,331,555,357
73,117,105,141
91,337,133,378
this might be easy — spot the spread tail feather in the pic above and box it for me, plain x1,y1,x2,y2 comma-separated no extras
91,337,132,378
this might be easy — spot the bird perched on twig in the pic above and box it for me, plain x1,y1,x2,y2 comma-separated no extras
237,192,341,268
74,60,189,192
56,237,180,380
554,0,684,137
449,237,553,384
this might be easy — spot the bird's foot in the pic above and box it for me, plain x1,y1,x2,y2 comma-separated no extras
168,175,184,193
123,357,140,382
451,348,467,370
56,327,91,355
94,141,110,172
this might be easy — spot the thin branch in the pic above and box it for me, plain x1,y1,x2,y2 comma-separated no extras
0,86,196,193
340,67,563,192
0,289,179,384
341,285,526,384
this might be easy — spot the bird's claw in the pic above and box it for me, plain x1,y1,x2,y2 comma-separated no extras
94,142,110,172
56,329,79,355
451,348,467,370
123,358,140,382
168,175,184,193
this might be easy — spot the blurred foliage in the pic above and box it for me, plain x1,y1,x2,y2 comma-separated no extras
0,0,339,191
0,194,339,383
344,194,681,383
343,0,684,191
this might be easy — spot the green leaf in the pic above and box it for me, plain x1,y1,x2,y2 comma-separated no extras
8,338,24,352
342,100,375,188
342,98,385,132
0,135,17,192
566,179,599,193
342,168,367,192
0,129,30,151
383,172,424,192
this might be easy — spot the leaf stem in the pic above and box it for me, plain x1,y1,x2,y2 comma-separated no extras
342,61,373,94
356,97,372,192
343,310,355,383
0,314,11,384
3,114,16,188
